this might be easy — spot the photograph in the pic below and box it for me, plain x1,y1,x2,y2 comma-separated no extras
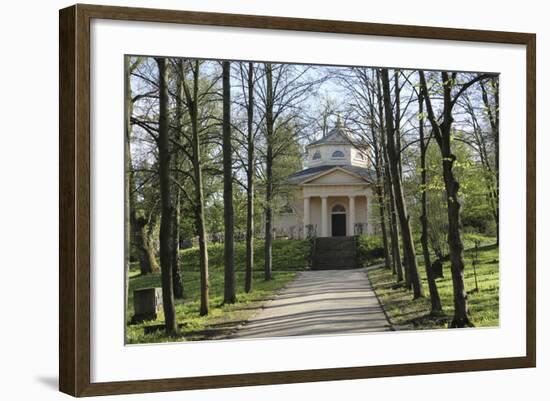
0,0,542,398
125,56,500,344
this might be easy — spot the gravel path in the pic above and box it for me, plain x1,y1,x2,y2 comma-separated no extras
230,268,391,339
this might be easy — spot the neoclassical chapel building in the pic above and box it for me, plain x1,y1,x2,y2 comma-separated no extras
274,120,376,239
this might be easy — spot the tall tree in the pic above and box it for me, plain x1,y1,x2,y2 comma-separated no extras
244,62,255,293
342,67,391,269
126,57,160,282
392,70,412,289
222,61,236,303
124,56,132,308
155,57,178,334
479,78,499,243
369,110,392,270
376,72,403,282
257,63,321,280
171,59,186,299
418,91,442,313
263,63,274,281
180,60,210,315
394,71,403,179
419,70,493,327
381,68,423,299
127,58,165,277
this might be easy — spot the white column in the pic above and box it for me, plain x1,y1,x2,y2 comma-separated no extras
321,196,328,237
303,196,310,238
348,195,356,236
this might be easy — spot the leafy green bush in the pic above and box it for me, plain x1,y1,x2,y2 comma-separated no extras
357,235,385,267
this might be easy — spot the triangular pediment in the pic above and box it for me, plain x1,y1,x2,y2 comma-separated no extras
300,167,368,185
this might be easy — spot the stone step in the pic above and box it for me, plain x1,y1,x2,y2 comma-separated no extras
312,236,358,270
316,237,355,244
313,265,357,270
316,244,356,251
314,259,356,265
314,260,357,266
314,260,356,266
315,245,356,253
315,251,356,257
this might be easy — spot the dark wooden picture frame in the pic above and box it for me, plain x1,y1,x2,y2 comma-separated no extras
59,3,536,397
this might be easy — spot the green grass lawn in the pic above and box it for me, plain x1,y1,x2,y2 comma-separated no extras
126,239,308,344
127,270,296,344
179,239,311,272
367,242,499,329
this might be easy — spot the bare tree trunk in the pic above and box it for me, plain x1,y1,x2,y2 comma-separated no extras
375,149,391,270
171,60,185,299
418,93,442,313
394,71,403,179
189,61,210,316
387,181,402,280
381,68,423,299
393,71,411,289
171,189,184,299
376,179,391,269
442,150,470,326
155,57,177,334
222,61,236,304
134,215,158,274
376,72,402,281
124,56,132,310
480,78,499,244
178,60,210,315
264,63,274,281
245,62,255,293
367,96,391,269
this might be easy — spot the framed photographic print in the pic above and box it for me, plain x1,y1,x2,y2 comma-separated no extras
59,3,536,397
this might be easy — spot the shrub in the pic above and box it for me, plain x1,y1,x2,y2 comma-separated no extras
357,235,385,267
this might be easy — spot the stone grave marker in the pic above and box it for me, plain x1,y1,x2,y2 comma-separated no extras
131,287,163,324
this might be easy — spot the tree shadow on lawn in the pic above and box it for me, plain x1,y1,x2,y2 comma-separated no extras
407,312,451,328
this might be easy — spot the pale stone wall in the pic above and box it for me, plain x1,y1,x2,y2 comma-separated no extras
272,189,304,239
305,143,369,169
350,147,369,167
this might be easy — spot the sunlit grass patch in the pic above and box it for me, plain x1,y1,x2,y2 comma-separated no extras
179,239,311,272
368,242,499,330
126,269,296,344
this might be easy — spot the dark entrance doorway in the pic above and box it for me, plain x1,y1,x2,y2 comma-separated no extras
331,214,347,236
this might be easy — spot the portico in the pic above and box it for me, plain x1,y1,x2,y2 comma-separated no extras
302,193,369,237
